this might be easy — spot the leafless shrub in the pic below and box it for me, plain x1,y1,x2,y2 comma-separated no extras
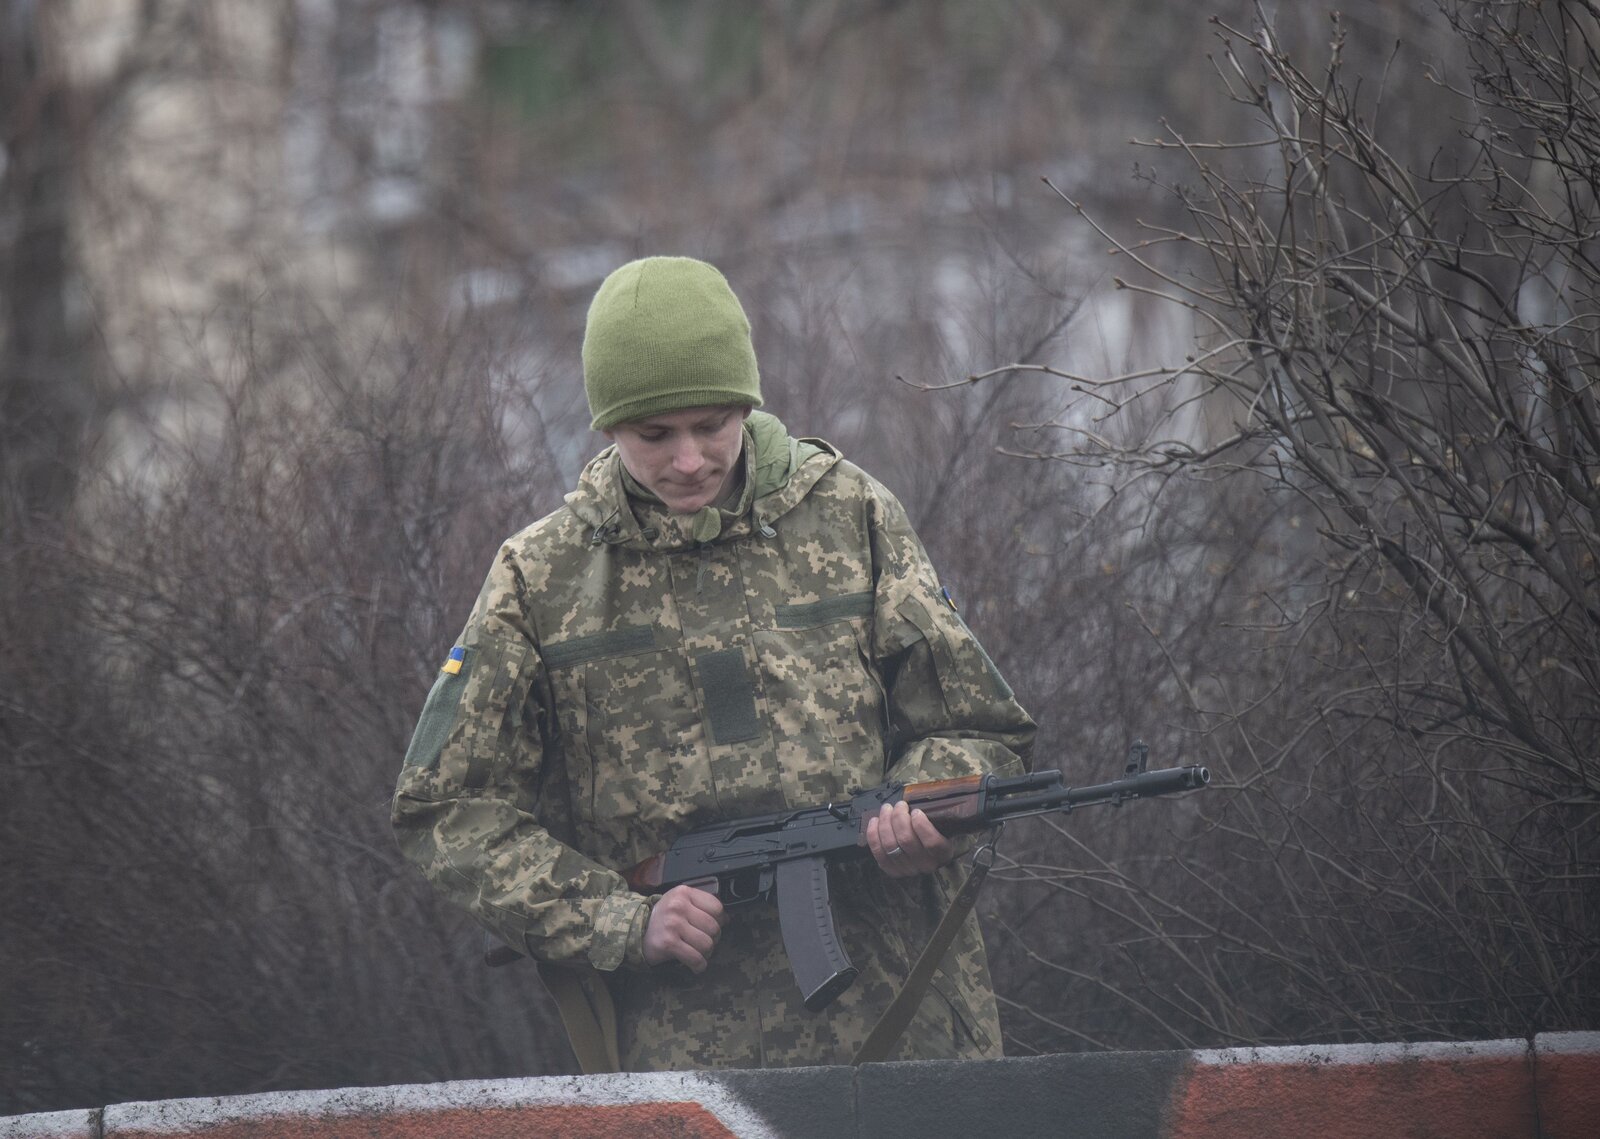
0,291,587,1109
974,0,1599,1052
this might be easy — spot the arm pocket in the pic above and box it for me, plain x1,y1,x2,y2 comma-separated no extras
402,647,474,772
897,591,1013,702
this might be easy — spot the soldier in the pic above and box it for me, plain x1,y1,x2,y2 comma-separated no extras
393,256,1036,1070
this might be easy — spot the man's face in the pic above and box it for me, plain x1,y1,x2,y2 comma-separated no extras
605,405,751,515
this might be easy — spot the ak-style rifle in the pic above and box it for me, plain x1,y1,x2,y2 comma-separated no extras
622,741,1209,1010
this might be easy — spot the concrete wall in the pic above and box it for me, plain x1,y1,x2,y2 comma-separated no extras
4,1033,1596,1139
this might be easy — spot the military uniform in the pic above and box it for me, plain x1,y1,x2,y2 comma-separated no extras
394,408,1034,1069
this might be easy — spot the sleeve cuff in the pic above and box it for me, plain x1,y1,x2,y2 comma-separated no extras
588,892,653,973
621,894,662,971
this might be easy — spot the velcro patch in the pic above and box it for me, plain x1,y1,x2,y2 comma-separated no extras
696,647,762,745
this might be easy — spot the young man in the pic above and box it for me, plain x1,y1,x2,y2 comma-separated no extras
393,256,1035,1070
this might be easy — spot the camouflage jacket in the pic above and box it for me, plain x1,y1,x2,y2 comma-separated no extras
393,412,1036,1069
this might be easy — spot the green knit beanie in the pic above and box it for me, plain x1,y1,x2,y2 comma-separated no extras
583,257,763,431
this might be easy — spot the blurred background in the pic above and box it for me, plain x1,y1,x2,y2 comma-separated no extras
3,0,1595,1115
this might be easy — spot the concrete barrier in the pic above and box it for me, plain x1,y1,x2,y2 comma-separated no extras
3,1033,1595,1138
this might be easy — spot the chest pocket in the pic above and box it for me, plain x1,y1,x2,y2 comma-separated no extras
757,590,887,796
544,628,714,848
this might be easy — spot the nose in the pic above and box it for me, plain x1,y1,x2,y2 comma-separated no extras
670,437,703,474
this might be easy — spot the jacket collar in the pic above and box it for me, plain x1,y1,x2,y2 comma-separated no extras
566,411,839,552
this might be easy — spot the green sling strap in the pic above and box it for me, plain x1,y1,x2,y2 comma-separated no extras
538,961,622,1074
853,834,999,1065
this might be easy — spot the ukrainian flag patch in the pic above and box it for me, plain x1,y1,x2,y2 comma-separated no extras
441,646,466,675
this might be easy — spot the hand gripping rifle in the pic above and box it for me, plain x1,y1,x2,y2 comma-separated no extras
623,741,1208,1012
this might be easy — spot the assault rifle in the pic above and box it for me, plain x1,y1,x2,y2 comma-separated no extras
484,744,1207,1008
622,741,1208,1011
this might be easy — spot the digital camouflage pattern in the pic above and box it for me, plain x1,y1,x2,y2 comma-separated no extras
393,411,1036,1069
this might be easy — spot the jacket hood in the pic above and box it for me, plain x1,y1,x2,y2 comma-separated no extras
566,410,839,551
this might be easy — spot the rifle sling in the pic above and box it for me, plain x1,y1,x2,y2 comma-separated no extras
537,961,622,1074
852,839,995,1065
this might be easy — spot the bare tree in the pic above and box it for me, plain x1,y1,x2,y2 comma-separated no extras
1,1,99,520
970,0,1599,1052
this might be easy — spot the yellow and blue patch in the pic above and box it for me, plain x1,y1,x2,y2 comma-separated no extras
940,585,959,612
441,646,466,675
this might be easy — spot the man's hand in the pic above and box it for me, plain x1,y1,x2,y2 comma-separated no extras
643,882,727,972
866,800,955,879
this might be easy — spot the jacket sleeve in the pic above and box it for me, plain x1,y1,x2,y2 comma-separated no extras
391,542,653,973
866,481,1037,785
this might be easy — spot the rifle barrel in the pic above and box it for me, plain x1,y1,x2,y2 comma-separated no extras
987,764,1208,821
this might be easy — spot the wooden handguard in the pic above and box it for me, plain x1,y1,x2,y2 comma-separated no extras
902,774,987,827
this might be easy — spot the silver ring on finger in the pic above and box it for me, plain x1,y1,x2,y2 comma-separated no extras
886,846,902,856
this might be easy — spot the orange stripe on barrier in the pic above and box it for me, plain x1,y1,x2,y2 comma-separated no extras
1171,1052,1536,1139
110,1103,736,1139
1535,1047,1600,1139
